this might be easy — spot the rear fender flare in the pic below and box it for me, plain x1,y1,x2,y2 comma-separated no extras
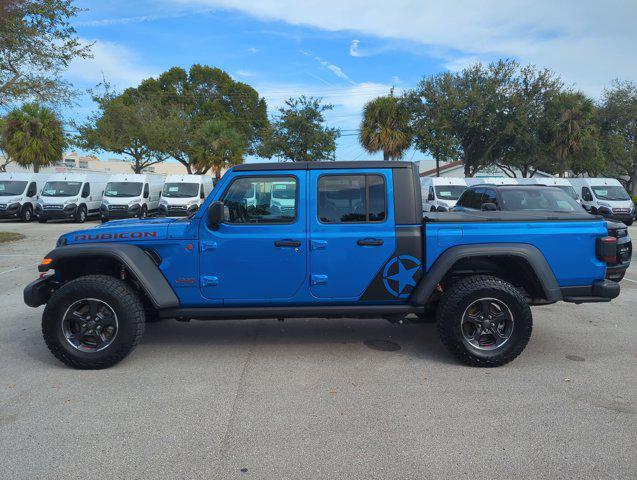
409,243,562,305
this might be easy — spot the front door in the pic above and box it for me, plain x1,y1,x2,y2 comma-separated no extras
199,172,307,303
309,170,397,300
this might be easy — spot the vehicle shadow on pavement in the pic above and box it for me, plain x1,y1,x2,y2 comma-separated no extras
139,317,455,364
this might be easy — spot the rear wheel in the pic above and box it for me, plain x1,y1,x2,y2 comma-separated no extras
42,275,145,369
436,275,532,367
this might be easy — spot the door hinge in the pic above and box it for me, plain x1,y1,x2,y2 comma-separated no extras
200,241,218,252
201,275,219,287
311,274,328,285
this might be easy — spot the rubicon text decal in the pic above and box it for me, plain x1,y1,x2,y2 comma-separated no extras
73,231,158,241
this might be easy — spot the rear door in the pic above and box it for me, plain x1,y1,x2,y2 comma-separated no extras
309,169,396,300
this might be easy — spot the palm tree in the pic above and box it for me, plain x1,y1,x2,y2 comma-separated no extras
192,119,245,180
3,103,66,172
359,92,412,160
547,92,594,177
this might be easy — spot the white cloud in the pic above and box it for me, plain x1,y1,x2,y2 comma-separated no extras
236,69,256,77
66,39,155,88
301,50,355,84
174,0,637,95
349,39,362,57
247,47,259,54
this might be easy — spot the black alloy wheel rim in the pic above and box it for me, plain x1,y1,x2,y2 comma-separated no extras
460,298,514,350
61,298,119,352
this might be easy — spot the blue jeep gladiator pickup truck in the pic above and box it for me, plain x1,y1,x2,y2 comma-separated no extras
24,161,622,369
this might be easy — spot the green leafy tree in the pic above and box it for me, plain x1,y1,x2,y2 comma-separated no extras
359,91,412,160
496,66,562,177
76,85,168,173
597,80,637,194
191,119,245,179
0,116,10,171
543,91,596,177
408,60,517,177
2,102,66,172
264,96,340,162
137,65,268,173
0,0,91,107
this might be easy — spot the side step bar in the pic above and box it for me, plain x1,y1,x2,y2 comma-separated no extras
159,304,420,320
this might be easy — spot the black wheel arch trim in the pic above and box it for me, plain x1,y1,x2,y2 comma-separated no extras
38,243,179,309
408,243,563,306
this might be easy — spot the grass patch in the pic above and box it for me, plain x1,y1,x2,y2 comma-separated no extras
0,232,25,243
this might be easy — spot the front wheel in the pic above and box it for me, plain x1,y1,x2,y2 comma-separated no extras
436,275,532,367
21,205,33,222
75,205,87,223
42,275,145,369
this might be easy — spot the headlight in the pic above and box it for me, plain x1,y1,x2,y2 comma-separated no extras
159,199,167,205
102,199,109,206
436,205,449,212
186,200,198,208
598,202,611,208
64,198,78,205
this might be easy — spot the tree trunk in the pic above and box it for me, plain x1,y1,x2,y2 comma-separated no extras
33,162,39,173
383,151,390,161
464,159,471,177
630,167,637,196
436,158,440,177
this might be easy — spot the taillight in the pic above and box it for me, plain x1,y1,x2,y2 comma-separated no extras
596,236,617,263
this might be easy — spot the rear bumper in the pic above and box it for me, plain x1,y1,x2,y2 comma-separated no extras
23,275,57,308
561,279,620,304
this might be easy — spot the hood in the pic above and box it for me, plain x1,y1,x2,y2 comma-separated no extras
59,217,180,246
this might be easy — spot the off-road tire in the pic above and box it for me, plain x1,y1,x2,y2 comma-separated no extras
42,275,145,369
21,204,33,222
436,275,532,367
75,205,87,223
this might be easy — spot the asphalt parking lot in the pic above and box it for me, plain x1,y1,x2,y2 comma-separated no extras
0,219,635,480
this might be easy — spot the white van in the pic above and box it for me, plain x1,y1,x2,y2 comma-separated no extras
517,177,581,203
100,173,165,222
36,173,109,223
158,174,214,217
569,178,634,225
420,177,467,212
464,177,519,186
0,172,49,222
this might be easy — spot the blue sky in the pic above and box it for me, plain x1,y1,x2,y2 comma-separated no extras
65,0,637,163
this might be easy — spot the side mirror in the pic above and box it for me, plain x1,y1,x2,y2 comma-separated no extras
82,191,89,198
481,202,497,211
200,191,205,200
143,191,149,199
207,201,225,230
427,192,435,201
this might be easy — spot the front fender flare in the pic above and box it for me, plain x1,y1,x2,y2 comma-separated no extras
39,243,179,309
409,243,562,306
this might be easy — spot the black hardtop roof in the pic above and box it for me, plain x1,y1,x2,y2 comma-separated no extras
233,161,416,171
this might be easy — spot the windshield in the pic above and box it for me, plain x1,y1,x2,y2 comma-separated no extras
42,181,82,197
555,185,579,200
435,185,466,201
271,183,296,200
162,182,199,198
591,185,630,201
105,182,143,198
500,188,583,212
0,181,27,196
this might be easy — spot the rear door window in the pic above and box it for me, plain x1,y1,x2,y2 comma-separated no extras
318,175,386,223
482,189,498,208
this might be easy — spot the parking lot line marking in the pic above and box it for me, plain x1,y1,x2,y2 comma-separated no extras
623,277,637,284
0,265,31,276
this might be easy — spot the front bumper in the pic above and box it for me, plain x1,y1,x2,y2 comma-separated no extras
561,279,620,304
100,204,140,220
597,210,634,224
36,204,77,219
0,203,21,218
23,275,57,308
158,204,197,217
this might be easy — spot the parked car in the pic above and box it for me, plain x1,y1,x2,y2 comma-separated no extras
453,184,631,282
100,173,165,222
516,177,580,202
0,172,49,222
569,178,634,225
158,174,214,217
25,162,622,369
420,177,467,212
36,173,109,223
